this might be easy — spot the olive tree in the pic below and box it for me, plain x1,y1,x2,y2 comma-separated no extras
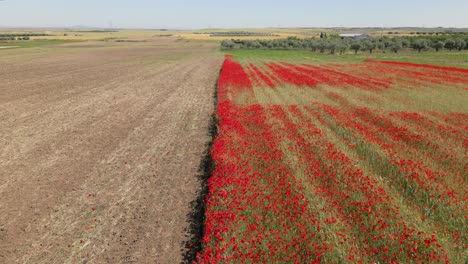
318,40,327,53
432,41,444,52
221,39,235,49
377,42,386,53
455,39,467,51
327,40,337,54
390,42,402,53
361,40,376,54
401,39,410,48
350,42,361,54
337,42,349,55
444,39,456,51
411,39,429,52
310,40,319,52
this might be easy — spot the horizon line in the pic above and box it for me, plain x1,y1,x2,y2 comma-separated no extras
1,26,468,30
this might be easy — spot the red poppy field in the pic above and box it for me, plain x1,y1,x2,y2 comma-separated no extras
196,55,467,263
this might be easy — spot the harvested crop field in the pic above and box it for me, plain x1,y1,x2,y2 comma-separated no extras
0,38,222,263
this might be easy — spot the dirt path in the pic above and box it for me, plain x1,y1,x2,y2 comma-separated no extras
0,39,221,263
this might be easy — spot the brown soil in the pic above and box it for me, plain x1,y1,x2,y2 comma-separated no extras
0,38,222,263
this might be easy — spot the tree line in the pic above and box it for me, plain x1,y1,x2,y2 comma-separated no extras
221,36,468,54
0,36,30,41
0,33,49,42
209,32,279,37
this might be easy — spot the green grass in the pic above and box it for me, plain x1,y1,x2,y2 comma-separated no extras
224,49,468,68
0,39,82,49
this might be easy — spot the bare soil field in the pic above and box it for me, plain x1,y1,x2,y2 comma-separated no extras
0,38,222,263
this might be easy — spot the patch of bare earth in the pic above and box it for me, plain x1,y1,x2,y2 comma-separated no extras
0,39,222,263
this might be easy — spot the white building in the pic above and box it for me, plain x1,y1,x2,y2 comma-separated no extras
339,33,371,39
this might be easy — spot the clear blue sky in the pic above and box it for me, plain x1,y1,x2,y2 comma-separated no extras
0,0,467,29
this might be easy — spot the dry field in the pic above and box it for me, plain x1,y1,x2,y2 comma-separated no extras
3,27,440,43
0,38,222,263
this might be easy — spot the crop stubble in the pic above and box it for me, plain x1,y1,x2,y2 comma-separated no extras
0,39,222,263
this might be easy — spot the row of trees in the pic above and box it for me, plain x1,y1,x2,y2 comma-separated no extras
0,33,49,37
0,36,30,41
0,33,49,42
209,32,279,37
410,31,468,36
221,36,468,54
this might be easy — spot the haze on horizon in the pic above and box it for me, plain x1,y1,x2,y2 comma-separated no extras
0,0,467,29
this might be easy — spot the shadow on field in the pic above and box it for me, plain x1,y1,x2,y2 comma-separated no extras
181,73,219,263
